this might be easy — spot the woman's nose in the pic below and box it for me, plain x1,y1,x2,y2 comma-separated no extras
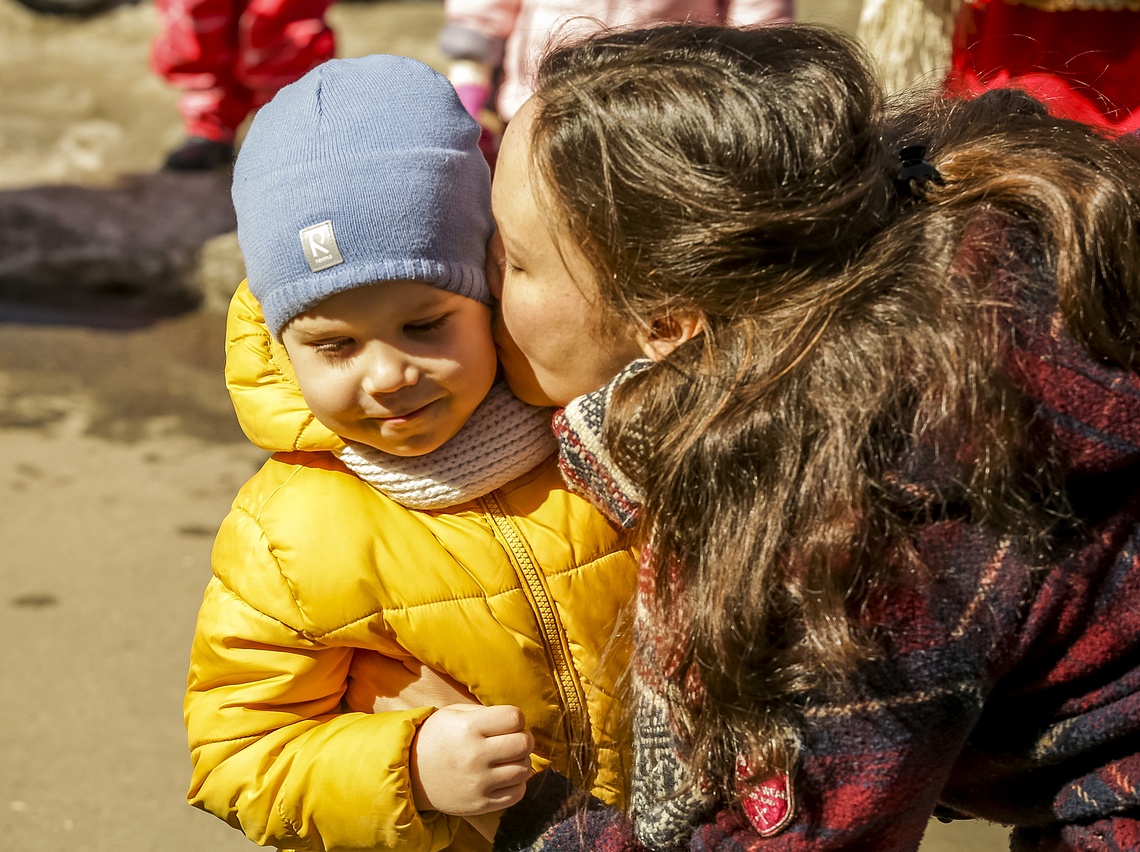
360,346,418,395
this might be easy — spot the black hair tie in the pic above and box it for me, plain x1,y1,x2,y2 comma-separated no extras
895,145,942,199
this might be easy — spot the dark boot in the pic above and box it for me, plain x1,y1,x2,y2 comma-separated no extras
163,136,235,171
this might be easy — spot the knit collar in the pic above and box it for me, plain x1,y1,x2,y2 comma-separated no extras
336,381,556,509
552,358,653,529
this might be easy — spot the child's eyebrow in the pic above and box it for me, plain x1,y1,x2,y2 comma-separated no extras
408,289,465,311
286,319,344,339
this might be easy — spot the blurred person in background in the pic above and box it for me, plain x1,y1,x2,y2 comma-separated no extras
438,0,795,167
151,0,335,170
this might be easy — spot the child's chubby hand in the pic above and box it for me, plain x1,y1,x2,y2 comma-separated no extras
410,704,535,817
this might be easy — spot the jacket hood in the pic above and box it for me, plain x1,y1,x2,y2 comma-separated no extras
225,278,343,454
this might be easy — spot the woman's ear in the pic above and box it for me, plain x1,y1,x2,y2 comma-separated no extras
639,310,704,361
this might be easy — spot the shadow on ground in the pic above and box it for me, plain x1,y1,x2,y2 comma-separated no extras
10,0,139,19
0,168,235,328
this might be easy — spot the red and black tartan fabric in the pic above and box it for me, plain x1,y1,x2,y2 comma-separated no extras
503,243,1140,851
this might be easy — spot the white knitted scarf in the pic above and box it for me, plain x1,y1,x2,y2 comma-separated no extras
335,381,557,510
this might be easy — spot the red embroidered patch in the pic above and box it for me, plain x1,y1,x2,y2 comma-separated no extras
737,756,794,837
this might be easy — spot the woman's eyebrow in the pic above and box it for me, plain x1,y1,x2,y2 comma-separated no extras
498,228,528,260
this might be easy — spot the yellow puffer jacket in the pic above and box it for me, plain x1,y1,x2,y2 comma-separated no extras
186,282,635,851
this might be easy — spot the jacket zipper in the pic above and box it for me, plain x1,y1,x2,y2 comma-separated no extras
481,490,591,786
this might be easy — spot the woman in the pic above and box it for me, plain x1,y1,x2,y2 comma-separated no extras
414,22,1140,851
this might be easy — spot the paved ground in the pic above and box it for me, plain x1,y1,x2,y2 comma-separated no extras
0,0,1011,848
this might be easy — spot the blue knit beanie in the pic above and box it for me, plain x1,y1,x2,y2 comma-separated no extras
232,55,493,337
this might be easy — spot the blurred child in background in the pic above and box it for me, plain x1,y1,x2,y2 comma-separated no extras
151,0,335,170
439,0,794,166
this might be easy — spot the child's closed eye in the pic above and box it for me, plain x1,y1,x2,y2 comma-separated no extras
310,337,356,355
404,314,451,334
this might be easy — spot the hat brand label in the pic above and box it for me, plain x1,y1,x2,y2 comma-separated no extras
299,221,345,272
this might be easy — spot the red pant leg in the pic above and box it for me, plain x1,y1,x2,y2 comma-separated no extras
151,0,253,142
236,0,336,108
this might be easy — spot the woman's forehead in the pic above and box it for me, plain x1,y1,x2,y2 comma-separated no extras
492,103,537,205
491,106,545,247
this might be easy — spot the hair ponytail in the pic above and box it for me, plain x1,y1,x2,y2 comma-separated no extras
892,88,1140,369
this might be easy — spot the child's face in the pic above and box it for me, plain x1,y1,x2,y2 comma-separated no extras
281,281,498,457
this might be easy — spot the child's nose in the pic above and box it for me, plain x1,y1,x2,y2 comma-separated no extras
360,347,418,395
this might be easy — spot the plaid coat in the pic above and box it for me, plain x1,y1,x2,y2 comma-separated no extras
495,261,1140,851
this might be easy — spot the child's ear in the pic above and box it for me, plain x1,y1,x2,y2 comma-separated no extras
638,310,704,361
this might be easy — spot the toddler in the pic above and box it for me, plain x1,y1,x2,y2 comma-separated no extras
184,54,634,851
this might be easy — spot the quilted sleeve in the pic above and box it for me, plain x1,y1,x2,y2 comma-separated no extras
185,519,462,851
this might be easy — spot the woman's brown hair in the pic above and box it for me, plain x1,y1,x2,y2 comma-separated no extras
526,23,1140,795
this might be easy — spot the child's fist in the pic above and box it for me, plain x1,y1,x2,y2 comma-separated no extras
410,704,534,817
